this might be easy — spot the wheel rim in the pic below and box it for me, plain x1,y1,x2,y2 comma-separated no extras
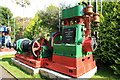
31,38,48,57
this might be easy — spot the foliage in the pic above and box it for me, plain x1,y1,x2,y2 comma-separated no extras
24,5,59,40
14,0,30,7
0,6,16,41
0,6,13,25
37,5,59,31
15,17,32,40
94,1,120,75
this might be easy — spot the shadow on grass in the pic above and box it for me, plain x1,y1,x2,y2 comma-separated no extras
94,63,120,79
2,57,14,65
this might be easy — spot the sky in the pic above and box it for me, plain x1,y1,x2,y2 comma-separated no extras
0,0,81,18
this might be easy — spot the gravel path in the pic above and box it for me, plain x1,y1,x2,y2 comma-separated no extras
0,65,14,79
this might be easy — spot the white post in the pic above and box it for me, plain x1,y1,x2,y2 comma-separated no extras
14,18,16,41
8,14,10,26
58,7,61,31
95,0,98,13
101,0,102,14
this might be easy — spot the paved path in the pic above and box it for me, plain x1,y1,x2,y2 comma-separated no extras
0,65,14,79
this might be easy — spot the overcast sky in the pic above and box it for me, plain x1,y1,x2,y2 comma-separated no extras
0,0,82,18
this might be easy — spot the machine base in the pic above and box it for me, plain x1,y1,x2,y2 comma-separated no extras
15,54,42,68
45,54,96,78
14,53,96,78
11,58,97,79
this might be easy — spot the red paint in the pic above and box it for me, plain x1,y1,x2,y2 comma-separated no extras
75,16,84,24
94,13,100,23
85,5,94,15
82,37,97,52
15,54,42,68
82,37,93,52
44,54,96,78
62,19,70,26
84,16,92,37
14,53,96,78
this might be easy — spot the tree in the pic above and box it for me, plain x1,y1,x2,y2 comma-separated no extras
24,5,60,40
14,0,30,7
37,5,59,31
0,6,13,25
15,16,32,40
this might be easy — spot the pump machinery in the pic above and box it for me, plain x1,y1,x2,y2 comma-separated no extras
0,25,11,48
7,1,100,78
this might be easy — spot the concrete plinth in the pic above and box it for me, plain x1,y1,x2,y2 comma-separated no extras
40,67,97,79
0,51,16,56
11,58,97,79
11,58,40,75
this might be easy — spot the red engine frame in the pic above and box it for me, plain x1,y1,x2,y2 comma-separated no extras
15,53,96,78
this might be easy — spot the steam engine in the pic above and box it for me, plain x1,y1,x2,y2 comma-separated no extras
7,2,100,78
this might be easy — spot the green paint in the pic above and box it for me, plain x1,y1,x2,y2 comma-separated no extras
15,38,31,54
53,44,83,58
62,5,84,19
38,46,52,58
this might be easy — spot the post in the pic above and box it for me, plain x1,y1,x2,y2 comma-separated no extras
8,14,10,26
100,0,102,14
14,18,16,41
95,0,98,13
58,7,61,31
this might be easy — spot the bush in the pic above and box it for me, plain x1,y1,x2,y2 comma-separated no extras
94,1,120,75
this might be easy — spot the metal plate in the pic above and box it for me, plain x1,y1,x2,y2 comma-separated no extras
62,27,76,43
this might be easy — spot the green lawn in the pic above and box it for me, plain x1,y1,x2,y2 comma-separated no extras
92,64,120,79
0,54,120,79
0,54,41,78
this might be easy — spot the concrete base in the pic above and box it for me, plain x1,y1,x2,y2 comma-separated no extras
0,51,16,56
11,58,97,79
11,58,40,75
40,67,97,79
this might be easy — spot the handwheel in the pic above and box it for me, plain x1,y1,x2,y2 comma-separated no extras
31,38,49,57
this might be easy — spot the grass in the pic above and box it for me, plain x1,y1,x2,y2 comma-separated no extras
92,64,120,79
0,54,41,78
0,54,120,79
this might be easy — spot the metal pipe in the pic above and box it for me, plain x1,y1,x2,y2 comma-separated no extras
100,0,102,14
94,0,98,13
95,0,98,13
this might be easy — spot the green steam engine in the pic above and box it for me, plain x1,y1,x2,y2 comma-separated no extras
7,1,100,78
